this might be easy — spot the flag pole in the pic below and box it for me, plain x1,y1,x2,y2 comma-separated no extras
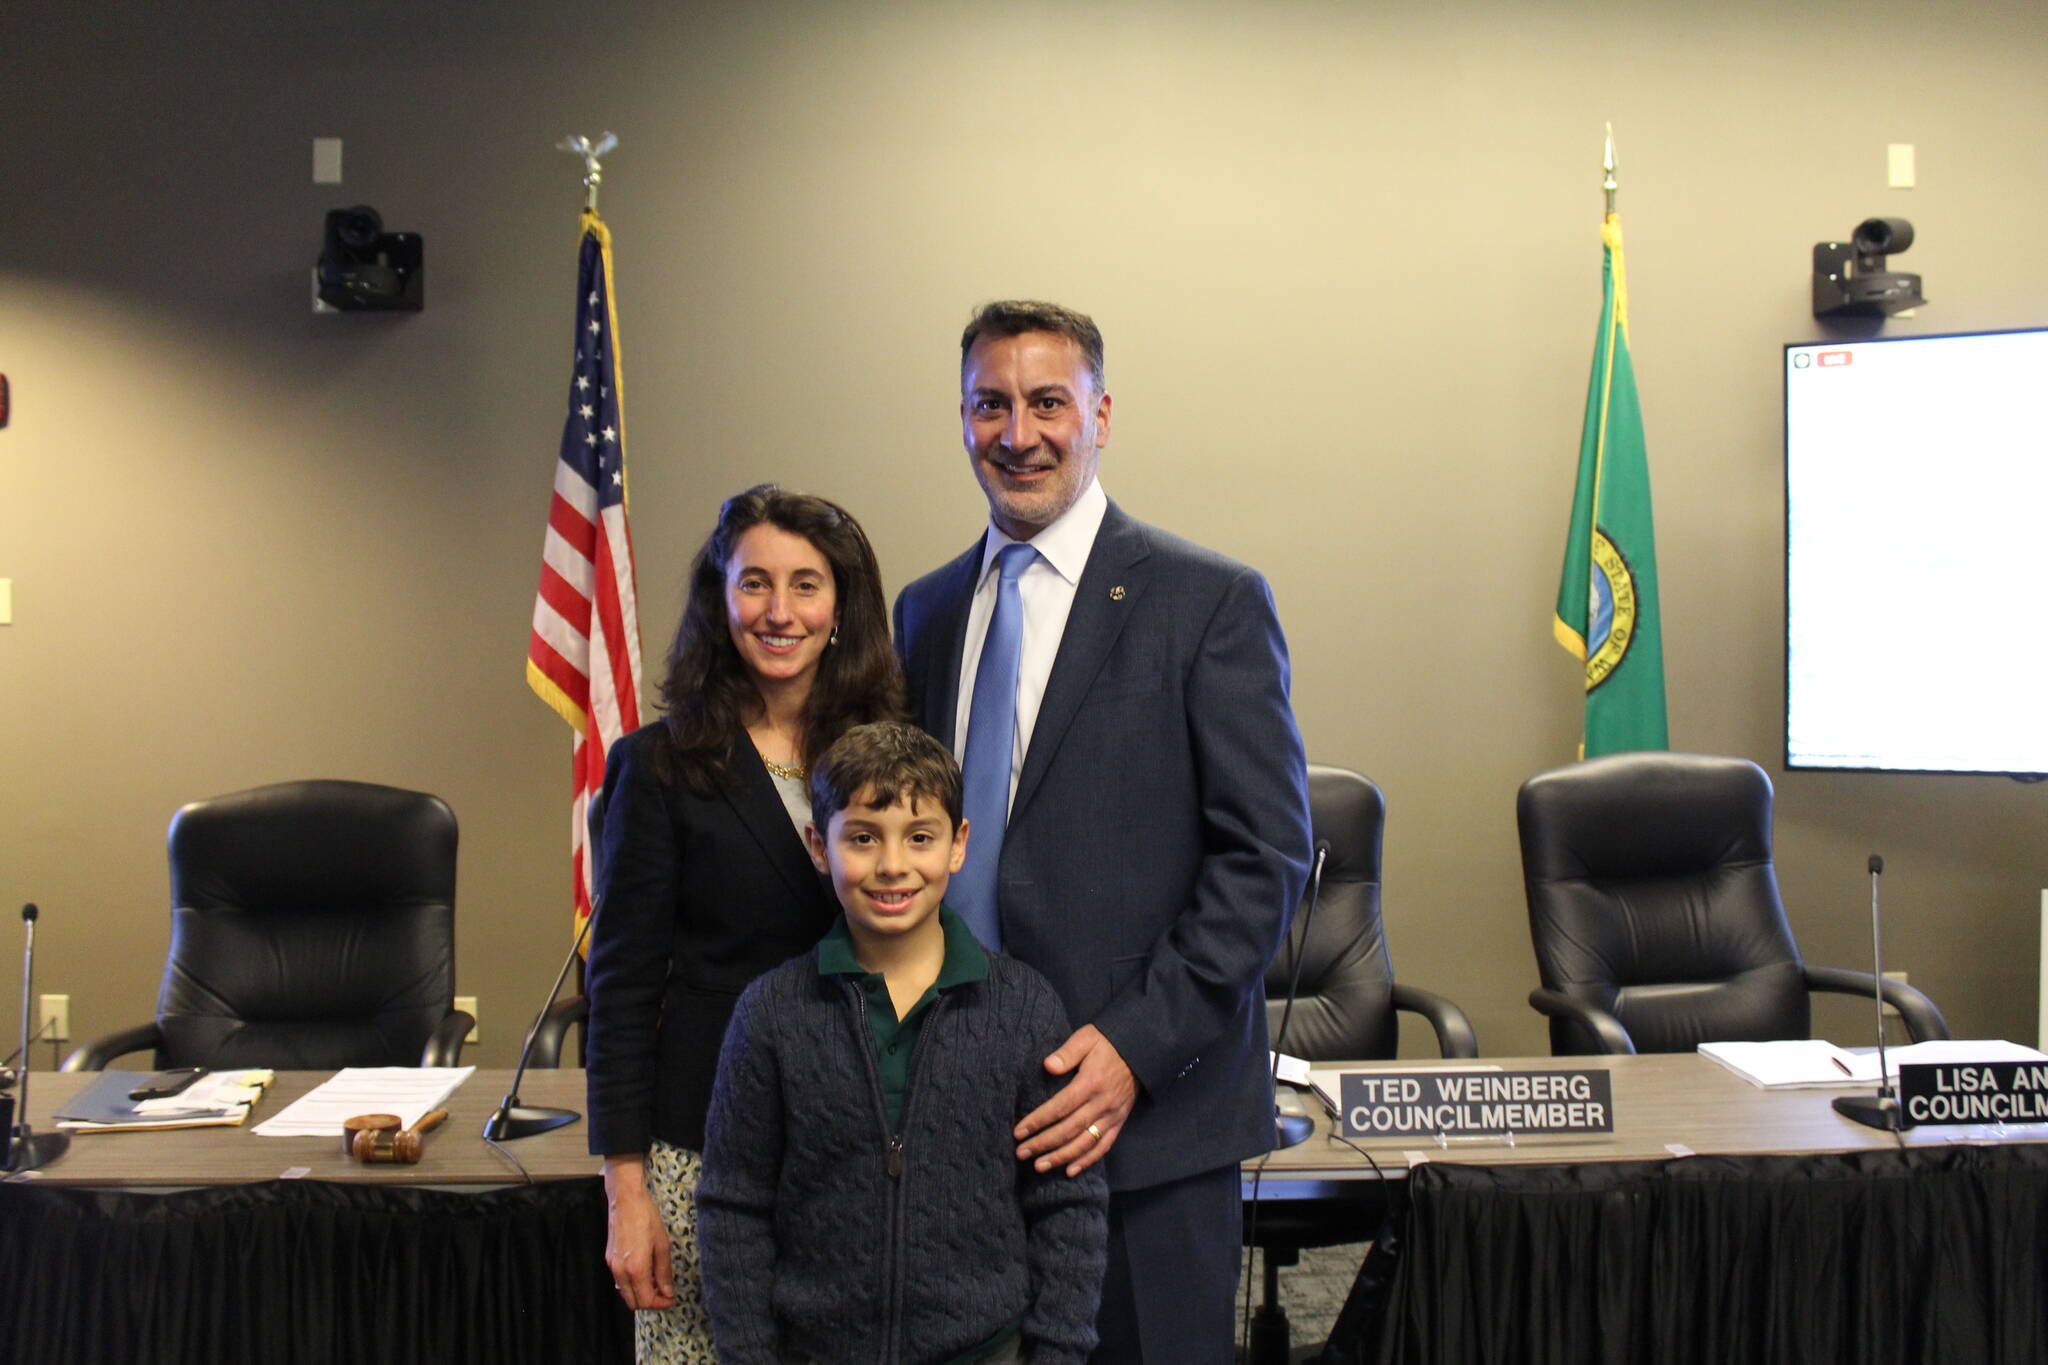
529,130,644,950
556,132,618,214
1555,120,1668,758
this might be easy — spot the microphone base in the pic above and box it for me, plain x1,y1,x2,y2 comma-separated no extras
1274,1112,1313,1149
482,1100,581,1142
1832,1093,1905,1132
5,1125,71,1173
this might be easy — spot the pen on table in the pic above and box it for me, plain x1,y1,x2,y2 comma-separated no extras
1831,1056,1854,1077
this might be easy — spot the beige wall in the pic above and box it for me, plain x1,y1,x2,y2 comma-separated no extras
3,0,2045,1068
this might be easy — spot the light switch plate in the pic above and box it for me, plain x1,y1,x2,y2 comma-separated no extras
1887,143,1915,189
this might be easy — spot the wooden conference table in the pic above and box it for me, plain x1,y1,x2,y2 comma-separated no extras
1254,1054,2048,1365
3,1069,624,1365
9,1058,2048,1362
10,1067,604,1189
1254,1049,2047,1180
17,1053,2019,1188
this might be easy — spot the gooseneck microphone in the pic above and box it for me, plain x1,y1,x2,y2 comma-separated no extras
1244,841,1332,1362
6,903,71,1173
483,911,594,1141
1833,854,1904,1132
1270,840,1331,1150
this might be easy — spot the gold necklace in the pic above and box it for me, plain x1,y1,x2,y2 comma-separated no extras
761,756,807,781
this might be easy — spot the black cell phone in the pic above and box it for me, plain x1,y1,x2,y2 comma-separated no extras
129,1068,206,1101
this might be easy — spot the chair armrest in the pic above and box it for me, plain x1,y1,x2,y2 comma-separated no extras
60,1022,162,1072
1804,965,1951,1043
528,995,589,1070
1390,982,1480,1059
1527,989,1637,1055
422,1010,474,1067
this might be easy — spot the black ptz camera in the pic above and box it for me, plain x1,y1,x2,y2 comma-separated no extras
1852,217,1913,259
316,204,424,311
1813,217,1923,319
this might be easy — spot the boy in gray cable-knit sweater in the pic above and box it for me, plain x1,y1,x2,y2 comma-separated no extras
698,722,1108,1365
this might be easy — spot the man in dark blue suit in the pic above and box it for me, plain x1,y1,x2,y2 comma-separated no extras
893,300,1313,1362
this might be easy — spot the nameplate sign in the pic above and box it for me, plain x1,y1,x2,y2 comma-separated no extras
1336,1070,1614,1139
1898,1061,2048,1128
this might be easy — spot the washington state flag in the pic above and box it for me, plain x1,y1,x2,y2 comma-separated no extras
1553,212,1668,757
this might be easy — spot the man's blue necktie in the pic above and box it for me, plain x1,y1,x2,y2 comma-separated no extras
954,543,1036,950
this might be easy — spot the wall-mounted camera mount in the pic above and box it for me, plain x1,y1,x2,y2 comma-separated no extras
314,205,422,312
1813,217,1922,319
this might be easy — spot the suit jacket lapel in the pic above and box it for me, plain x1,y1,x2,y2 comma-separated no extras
918,539,986,750
1012,503,1152,817
723,732,826,904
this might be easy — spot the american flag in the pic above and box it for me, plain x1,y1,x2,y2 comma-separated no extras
527,210,644,933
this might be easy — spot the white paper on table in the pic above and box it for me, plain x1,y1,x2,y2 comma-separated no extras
1697,1039,1872,1088
1698,1038,2048,1089
252,1066,475,1137
1879,1038,2048,1075
1270,1052,1312,1087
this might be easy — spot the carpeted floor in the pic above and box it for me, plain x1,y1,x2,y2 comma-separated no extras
1234,1242,1371,1362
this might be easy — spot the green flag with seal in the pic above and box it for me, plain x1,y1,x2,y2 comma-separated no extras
1553,211,1668,757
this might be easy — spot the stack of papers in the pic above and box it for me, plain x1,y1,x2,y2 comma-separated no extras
55,1070,275,1132
252,1066,474,1137
1698,1039,2048,1089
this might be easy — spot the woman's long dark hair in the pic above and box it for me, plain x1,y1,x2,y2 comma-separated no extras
658,484,905,794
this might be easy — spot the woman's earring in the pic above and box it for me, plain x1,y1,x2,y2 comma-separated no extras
830,626,840,646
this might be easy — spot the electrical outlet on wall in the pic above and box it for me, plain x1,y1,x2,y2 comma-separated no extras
456,995,479,1044
313,137,342,184
39,993,69,1043
1882,970,1908,1017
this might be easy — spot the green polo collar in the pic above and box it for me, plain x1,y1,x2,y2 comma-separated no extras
816,904,989,991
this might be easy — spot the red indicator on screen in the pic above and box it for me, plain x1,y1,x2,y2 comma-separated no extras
1817,351,1854,367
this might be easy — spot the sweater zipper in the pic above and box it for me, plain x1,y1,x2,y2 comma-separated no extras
849,981,951,1365
841,979,907,1365
885,995,948,1359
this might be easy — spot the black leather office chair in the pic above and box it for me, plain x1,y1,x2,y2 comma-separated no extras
1517,752,1948,1055
62,780,473,1072
1246,764,1478,1365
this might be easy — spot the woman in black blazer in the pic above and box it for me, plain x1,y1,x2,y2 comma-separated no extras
585,485,903,1361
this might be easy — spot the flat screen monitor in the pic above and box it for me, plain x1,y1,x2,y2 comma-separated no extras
1785,327,2048,775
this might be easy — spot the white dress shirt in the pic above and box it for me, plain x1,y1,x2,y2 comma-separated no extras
952,476,1110,815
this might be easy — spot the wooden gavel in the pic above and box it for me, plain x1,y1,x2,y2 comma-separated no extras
349,1109,450,1164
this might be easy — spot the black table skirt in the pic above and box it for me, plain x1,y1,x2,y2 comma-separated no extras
1324,1143,2048,1365
0,1177,633,1364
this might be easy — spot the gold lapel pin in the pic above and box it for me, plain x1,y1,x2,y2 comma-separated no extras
1110,585,1126,601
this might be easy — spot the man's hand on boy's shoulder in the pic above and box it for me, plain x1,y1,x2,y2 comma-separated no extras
1014,1024,1138,1177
